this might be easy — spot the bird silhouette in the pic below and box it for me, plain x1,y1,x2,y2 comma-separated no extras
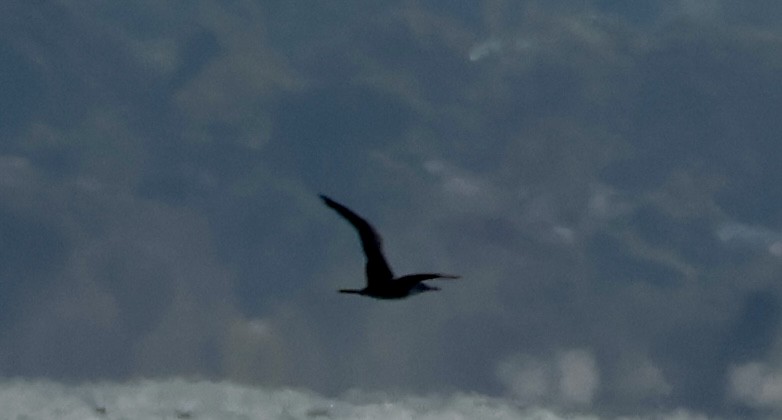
320,195,459,299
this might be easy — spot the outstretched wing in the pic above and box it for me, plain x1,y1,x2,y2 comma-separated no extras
396,273,459,289
320,195,394,286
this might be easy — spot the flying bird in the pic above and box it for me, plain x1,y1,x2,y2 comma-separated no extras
320,195,459,299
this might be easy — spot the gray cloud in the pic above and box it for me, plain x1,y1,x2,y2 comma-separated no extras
2,1,782,418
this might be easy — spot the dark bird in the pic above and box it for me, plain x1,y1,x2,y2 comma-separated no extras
320,195,459,299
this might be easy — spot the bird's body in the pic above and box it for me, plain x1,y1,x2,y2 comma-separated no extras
320,195,458,299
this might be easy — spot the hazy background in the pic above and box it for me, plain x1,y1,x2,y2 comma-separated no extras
2,1,782,418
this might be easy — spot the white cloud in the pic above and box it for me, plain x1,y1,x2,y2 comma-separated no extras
0,155,36,189
552,225,577,245
557,350,600,405
496,354,552,404
667,0,723,21
423,159,508,215
467,36,540,62
617,408,713,420
716,222,782,257
424,159,483,197
587,184,630,221
497,349,600,407
728,362,782,410
468,38,504,62
223,318,288,383
0,378,715,420
615,356,672,400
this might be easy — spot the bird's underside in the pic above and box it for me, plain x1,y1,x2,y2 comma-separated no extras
320,195,459,299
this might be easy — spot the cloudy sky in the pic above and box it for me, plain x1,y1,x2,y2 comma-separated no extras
2,1,782,418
